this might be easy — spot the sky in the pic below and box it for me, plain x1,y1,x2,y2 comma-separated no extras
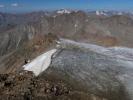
0,0,133,13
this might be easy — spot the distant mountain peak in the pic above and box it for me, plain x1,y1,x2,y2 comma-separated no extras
56,9,71,14
96,10,108,16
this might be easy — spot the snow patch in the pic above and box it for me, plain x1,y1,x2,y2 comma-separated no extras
23,49,57,76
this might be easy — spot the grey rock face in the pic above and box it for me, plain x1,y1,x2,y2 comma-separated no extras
42,39,133,100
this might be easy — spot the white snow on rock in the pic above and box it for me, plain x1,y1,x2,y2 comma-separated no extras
57,9,71,14
23,49,57,76
59,39,133,99
96,10,107,16
60,38,133,66
96,10,100,16
108,47,133,59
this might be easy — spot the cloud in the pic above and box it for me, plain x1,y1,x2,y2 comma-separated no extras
11,3,19,7
0,5,5,8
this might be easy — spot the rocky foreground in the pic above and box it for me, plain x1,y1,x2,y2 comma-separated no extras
0,71,106,100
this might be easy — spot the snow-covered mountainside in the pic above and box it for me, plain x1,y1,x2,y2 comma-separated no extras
59,39,133,61
22,39,133,100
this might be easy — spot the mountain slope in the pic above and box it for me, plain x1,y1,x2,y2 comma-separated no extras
19,39,133,100
1,11,133,57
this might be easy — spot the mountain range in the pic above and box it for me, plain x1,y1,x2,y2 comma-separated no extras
0,10,133,100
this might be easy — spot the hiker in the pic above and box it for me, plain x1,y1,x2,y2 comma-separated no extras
24,59,30,64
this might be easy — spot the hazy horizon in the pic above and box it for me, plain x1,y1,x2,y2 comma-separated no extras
0,0,133,13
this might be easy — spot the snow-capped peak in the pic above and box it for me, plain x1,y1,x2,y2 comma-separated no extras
96,10,107,16
117,12,123,15
57,9,71,14
96,10,100,16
